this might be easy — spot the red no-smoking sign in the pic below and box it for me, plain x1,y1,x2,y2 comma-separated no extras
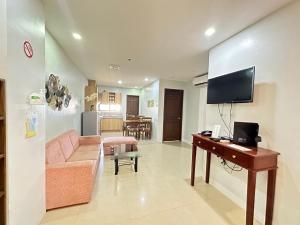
23,41,33,58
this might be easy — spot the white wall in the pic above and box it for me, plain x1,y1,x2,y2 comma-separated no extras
205,1,300,224
4,0,46,225
182,81,200,143
45,31,87,141
98,85,141,119
140,80,160,141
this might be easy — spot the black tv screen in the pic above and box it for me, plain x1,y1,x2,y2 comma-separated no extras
207,67,255,104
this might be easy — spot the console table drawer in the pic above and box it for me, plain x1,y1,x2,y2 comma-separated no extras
204,142,224,156
193,137,207,148
193,137,224,156
222,148,252,169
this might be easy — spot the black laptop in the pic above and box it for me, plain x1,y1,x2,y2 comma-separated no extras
233,122,259,147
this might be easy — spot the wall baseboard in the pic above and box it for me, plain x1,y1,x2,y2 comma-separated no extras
210,179,265,224
182,138,192,145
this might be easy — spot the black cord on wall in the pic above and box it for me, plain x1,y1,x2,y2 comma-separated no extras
218,104,229,136
228,103,233,138
218,103,233,138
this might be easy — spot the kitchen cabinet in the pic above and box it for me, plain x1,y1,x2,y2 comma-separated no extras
99,91,122,104
101,118,123,131
115,93,122,104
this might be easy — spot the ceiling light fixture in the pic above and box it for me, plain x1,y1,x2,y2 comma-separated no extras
205,27,215,37
72,32,82,40
144,78,149,82
118,80,123,84
109,64,120,70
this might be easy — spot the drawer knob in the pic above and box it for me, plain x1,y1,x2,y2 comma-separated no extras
212,147,216,150
198,141,201,144
232,155,237,159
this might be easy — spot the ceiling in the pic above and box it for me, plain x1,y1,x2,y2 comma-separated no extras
43,0,292,88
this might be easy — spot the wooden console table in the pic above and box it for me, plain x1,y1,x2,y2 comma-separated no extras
190,134,279,225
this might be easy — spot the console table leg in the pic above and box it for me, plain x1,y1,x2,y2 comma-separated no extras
265,169,277,225
191,144,197,186
206,152,211,184
246,171,257,225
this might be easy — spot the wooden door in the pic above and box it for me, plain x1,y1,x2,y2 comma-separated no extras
126,95,139,116
0,80,6,225
163,89,184,141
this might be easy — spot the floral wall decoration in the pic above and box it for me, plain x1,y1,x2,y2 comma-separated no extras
45,74,72,111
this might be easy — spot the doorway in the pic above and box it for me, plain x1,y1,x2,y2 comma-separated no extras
126,95,139,117
163,88,184,141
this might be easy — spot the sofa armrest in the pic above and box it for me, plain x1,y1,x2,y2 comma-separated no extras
46,161,94,209
79,135,101,145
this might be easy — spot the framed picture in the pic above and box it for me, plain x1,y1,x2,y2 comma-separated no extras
148,99,155,108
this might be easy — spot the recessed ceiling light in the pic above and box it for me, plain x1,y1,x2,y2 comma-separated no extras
205,27,215,37
118,80,123,84
109,64,120,70
144,78,149,82
72,32,82,40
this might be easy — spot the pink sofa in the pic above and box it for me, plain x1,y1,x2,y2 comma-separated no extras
45,129,101,210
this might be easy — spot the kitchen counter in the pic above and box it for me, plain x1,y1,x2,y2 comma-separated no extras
99,113,123,119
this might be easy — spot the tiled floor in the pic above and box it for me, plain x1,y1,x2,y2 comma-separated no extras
41,137,261,225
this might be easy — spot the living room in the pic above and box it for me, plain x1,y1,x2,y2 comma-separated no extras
0,0,300,225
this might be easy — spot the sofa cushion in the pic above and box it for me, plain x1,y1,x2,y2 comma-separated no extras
46,140,66,164
76,144,100,152
67,150,100,162
79,135,101,145
59,134,75,160
103,136,138,146
69,130,80,150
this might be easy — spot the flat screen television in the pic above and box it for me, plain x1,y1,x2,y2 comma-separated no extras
207,67,255,104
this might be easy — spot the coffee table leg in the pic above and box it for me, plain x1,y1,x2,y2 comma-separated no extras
115,159,119,175
130,145,134,160
134,157,138,172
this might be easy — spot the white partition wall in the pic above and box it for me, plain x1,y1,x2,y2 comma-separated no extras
204,1,300,224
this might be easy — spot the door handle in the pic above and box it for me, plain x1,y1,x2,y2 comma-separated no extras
177,117,181,120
